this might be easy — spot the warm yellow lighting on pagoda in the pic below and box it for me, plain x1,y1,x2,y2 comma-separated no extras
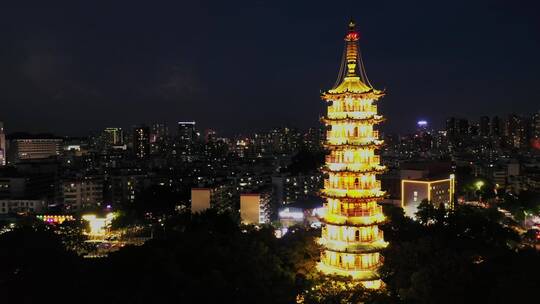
317,20,388,289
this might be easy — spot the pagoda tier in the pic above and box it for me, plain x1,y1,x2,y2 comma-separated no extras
317,20,388,289
322,117,385,124
322,91,384,101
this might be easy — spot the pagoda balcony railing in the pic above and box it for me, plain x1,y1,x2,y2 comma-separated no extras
322,229,384,244
322,188,385,199
327,205,383,218
326,135,383,146
324,163,385,173
328,106,378,116
324,180,381,191
321,256,384,271
326,155,380,165
326,131,379,141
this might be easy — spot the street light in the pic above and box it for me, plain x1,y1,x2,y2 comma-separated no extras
475,180,485,203
475,180,485,191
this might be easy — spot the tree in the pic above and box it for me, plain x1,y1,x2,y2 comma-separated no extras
380,203,534,304
415,199,437,225
0,225,83,302
56,219,94,255
300,274,394,304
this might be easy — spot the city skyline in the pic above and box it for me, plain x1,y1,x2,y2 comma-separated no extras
2,3,540,302
2,1,539,135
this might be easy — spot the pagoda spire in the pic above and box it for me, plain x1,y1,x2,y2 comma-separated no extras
326,20,380,96
345,20,360,77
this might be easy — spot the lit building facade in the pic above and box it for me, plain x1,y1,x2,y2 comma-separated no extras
240,193,270,225
191,188,211,213
63,176,104,210
82,213,114,238
176,121,197,161
133,125,150,159
401,175,455,218
150,123,169,154
9,138,62,162
317,21,388,289
102,127,124,147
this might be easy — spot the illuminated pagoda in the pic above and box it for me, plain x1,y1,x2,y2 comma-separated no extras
317,20,388,289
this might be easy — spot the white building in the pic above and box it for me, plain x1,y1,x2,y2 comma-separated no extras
9,138,62,163
0,199,46,214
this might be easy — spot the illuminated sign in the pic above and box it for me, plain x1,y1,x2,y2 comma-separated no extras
417,120,428,127
36,215,75,224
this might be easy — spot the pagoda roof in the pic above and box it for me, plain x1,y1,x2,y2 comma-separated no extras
322,21,385,100
326,76,382,95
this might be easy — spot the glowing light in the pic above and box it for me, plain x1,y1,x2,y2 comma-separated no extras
36,215,74,224
317,21,387,289
475,180,485,190
345,32,359,41
82,213,115,237
278,208,304,220
417,120,428,127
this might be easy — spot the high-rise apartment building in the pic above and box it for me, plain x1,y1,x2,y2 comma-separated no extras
63,176,104,210
133,125,150,159
479,116,490,137
531,111,540,140
102,127,124,147
0,122,6,166
176,122,196,160
150,123,168,154
491,116,502,137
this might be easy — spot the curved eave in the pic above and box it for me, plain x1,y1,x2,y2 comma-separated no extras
322,116,385,124
322,90,385,101
321,239,389,253
322,214,387,226
322,166,386,174
324,141,384,149
317,262,381,281
321,191,386,201
322,196,387,204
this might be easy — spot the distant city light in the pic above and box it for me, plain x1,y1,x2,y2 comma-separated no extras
278,208,304,220
82,213,115,237
417,120,428,127
36,215,74,224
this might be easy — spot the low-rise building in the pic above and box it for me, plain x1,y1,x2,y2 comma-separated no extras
9,138,62,163
191,188,211,213
401,174,455,219
63,176,103,210
0,199,46,214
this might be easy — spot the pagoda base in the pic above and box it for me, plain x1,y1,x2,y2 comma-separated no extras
316,262,380,281
316,262,383,289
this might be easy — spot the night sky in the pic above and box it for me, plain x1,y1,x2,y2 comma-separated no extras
1,0,539,136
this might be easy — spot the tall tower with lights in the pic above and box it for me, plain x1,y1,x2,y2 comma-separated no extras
317,21,388,289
